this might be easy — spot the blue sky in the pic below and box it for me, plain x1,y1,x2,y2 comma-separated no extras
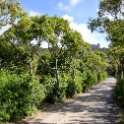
17,0,109,48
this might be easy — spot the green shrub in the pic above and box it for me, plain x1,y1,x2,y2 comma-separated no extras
74,71,83,93
82,70,98,92
43,75,67,103
114,77,123,103
97,72,103,82
0,41,29,74
91,73,98,85
82,71,88,92
102,72,108,79
66,70,83,98
66,77,76,98
97,72,108,82
0,70,44,123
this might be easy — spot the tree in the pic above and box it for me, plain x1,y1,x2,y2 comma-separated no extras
0,0,28,73
84,51,107,73
88,0,124,99
98,0,123,20
2,15,52,75
0,0,23,28
0,36,28,73
41,16,86,87
109,45,124,101
88,0,124,46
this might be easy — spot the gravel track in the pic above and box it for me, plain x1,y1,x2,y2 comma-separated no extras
18,76,119,124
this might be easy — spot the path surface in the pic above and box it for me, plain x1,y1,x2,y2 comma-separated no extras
19,77,119,124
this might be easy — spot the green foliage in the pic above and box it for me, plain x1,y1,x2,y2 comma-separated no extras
114,77,123,104
0,12,109,123
43,75,67,103
101,72,108,79
107,65,115,76
0,0,24,28
82,70,97,92
66,78,76,98
88,0,124,122
36,53,51,77
74,70,83,93
97,72,108,82
82,70,107,92
0,70,44,122
0,39,28,73
66,70,83,98
85,51,108,73
37,48,108,103
97,72,103,82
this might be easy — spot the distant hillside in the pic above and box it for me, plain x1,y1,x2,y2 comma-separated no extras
37,47,49,55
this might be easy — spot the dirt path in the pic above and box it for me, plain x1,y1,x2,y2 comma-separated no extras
19,76,119,124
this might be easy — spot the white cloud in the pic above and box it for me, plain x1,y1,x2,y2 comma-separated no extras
58,0,82,11
29,11,41,17
70,0,82,5
41,41,49,48
58,2,70,11
31,39,48,48
63,14,74,22
63,14,109,48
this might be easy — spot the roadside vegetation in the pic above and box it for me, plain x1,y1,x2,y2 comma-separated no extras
0,0,109,123
88,0,124,123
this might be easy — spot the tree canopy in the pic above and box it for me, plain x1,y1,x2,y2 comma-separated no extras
0,0,24,28
0,1,109,122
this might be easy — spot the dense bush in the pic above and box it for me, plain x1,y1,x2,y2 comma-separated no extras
38,63,108,103
97,72,108,82
97,72,103,82
107,65,115,76
114,77,123,104
66,70,83,98
66,78,76,98
42,70,83,102
0,70,44,123
43,75,67,103
101,72,108,80
0,41,28,74
74,71,83,93
0,60,108,123
82,70,107,92
82,70,96,92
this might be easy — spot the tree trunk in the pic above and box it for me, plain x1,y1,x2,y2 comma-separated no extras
122,59,124,99
29,60,33,75
118,64,122,79
71,67,75,80
55,58,60,88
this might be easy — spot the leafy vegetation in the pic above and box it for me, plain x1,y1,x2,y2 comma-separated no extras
0,0,108,123
0,71,44,122
88,0,124,123
0,0,24,27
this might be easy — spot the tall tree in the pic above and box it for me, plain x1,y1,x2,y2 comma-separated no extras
84,51,107,73
88,0,124,98
2,15,52,75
